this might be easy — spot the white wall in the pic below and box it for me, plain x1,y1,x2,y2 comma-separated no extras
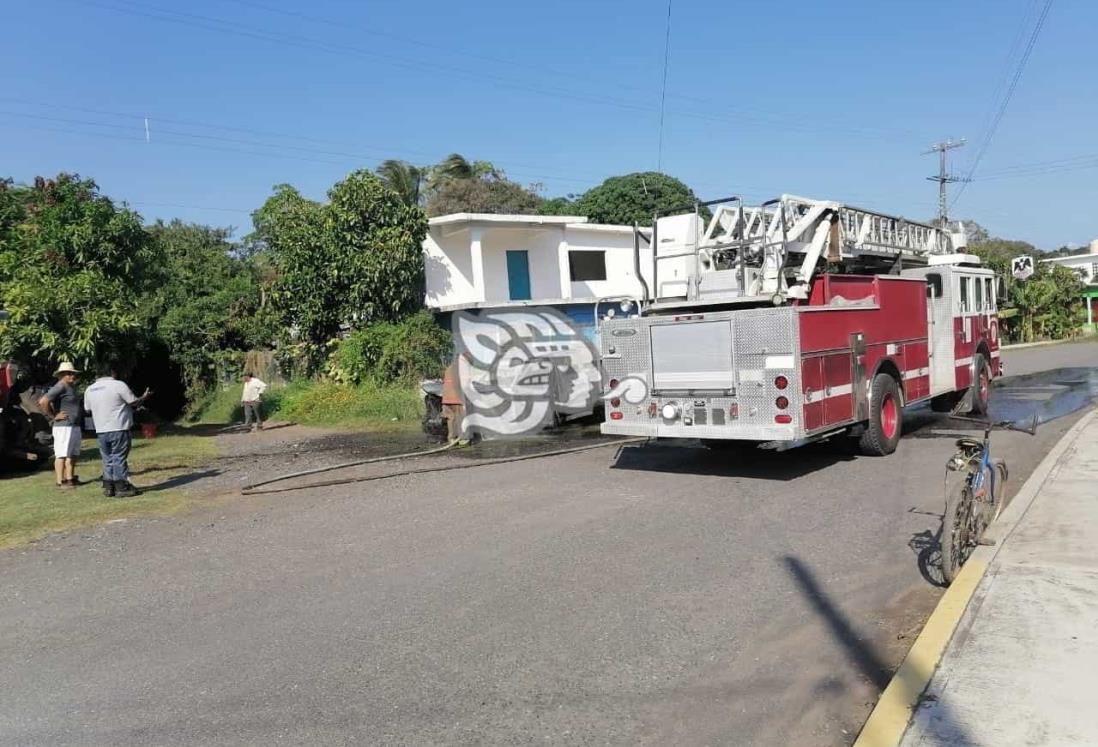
564,227,652,300
424,227,478,308
479,226,565,302
423,219,657,309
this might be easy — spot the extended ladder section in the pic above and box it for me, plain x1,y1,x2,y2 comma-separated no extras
649,194,964,309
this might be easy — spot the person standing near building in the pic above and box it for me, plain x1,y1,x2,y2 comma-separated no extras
37,361,83,490
83,362,151,498
241,372,268,432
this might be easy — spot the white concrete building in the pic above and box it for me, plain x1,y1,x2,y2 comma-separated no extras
423,214,655,312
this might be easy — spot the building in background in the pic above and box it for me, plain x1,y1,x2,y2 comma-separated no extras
423,213,656,344
1042,239,1098,329
422,212,705,421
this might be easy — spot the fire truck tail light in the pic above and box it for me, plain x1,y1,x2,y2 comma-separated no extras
729,404,739,419
647,402,658,417
610,398,621,408
774,414,793,424
774,375,788,390
608,378,619,391
610,411,624,420
775,396,789,410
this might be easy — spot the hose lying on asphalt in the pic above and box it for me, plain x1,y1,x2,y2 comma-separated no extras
240,437,646,495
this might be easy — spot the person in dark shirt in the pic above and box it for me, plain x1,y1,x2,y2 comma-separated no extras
38,361,83,489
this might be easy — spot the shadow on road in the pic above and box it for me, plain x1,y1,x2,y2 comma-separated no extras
141,469,222,492
908,528,948,588
610,441,852,481
783,555,975,743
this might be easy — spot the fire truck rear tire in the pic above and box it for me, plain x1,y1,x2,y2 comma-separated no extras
859,373,903,456
969,355,991,415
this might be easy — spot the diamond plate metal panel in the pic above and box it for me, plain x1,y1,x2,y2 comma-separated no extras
599,307,804,441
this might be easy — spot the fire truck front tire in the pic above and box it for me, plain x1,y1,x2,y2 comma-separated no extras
969,355,991,415
859,373,903,456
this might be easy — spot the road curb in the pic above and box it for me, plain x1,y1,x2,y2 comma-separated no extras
1000,337,1093,350
853,406,1098,747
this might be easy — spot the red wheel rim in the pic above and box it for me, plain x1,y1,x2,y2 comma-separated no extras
881,394,898,439
979,369,989,403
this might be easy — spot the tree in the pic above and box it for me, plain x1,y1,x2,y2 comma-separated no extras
428,153,501,190
426,177,543,217
375,160,428,207
0,174,160,377
538,196,580,216
250,171,428,372
970,237,1084,343
147,220,271,394
572,172,704,226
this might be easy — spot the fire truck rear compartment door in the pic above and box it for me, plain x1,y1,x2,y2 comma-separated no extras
650,320,734,391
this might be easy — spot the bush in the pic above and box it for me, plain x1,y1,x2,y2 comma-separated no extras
186,379,421,428
329,311,450,385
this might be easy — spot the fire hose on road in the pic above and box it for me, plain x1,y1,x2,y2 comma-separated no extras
240,437,647,495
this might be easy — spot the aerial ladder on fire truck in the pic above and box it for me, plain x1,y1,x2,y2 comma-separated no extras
644,194,969,310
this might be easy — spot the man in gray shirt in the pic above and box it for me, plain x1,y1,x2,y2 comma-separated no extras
38,361,83,489
83,362,152,498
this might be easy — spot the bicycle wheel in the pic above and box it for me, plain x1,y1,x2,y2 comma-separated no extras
941,467,981,585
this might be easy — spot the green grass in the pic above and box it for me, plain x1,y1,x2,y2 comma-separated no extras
189,379,424,431
0,432,219,549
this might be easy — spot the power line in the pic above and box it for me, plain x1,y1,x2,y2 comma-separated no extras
952,0,1054,208
0,109,600,186
656,0,672,172
57,0,925,144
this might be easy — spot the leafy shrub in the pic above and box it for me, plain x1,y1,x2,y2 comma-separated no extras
186,379,421,428
329,311,450,385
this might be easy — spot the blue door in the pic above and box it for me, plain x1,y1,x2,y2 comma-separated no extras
506,250,532,300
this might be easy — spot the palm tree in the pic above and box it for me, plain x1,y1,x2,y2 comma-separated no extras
428,153,502,192
375,160,427,207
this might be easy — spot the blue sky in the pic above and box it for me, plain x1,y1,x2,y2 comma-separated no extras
2,0,1094,249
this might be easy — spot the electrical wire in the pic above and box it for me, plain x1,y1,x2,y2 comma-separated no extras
656,0,672,171
952,0,1054,207
54,0,922,143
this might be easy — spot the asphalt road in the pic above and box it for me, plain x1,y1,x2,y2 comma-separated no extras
1,340,1095,746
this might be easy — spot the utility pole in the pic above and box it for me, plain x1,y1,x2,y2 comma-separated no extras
923,139,968,227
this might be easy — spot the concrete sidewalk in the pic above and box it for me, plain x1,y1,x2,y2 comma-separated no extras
901,411,1098,746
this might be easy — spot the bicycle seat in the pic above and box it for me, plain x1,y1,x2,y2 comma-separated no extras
955,437,983,451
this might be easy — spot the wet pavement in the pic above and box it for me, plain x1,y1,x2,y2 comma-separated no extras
989,366,1098,425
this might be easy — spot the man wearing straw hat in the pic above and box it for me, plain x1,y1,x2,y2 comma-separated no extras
38,361,83,489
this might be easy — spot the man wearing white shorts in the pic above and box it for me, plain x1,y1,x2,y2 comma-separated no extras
38,361,83,489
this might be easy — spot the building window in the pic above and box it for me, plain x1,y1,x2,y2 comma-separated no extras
569,251,607,282
1091,263,1098,282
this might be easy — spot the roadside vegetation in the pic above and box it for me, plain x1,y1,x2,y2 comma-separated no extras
188,380,423,431
0,433,218,549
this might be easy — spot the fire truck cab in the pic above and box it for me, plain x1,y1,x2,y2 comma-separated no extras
600,195,999,455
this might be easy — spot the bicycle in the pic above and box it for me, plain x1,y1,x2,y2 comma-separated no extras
939,414,1038,585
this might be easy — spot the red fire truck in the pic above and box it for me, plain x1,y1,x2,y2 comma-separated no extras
600,195,1000,455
